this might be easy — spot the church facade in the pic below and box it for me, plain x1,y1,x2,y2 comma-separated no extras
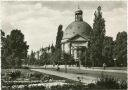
61,8,92,66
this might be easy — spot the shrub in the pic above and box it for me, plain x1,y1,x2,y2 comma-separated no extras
2,85,46,90
95,74,127,89
51,84,87,90
30,72,43,80
119,80,127,89
7,70,21,80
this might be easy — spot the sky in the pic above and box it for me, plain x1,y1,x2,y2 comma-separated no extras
1,1,127,53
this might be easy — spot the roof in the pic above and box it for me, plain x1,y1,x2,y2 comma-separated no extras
62,21,92,40
61,34,90,43
69,34,89,41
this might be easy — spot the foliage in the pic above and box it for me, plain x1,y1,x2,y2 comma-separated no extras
97,75,119,89
30,72,43,79
89,6,106,67
50,49,62,65
1,30,29,68
102,36,114,66
80,48,92,67
95,74,127,89
1,30,9,68
51,44,56,53
114,31,127,66
49,24,63,65
40,50,50,65
29,51,36,65
51,83,87,90
6,70,21,80
63,53,75,65
50,24,64,65
2,85,46,90
56,24,63,49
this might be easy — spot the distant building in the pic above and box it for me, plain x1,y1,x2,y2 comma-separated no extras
61,8,92,66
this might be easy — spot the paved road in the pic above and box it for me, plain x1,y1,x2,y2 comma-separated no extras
31,68,97,85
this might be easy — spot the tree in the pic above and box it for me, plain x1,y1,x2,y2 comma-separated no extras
56,24,63,49
1,30,9,68
89,6,106,67
1,29,29,68
51,44,55,53
80,47,92,67
29,50,36,65
63,53,75,72
114,31,127,66
102,36,114,66
54,24,63,64
50,49,62,65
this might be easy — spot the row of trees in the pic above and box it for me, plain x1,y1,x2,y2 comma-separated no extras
28,46,54,66
87,6,127,67
28,24,74,67
1,30,29,69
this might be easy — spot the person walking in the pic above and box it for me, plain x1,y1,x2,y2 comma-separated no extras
103,63,106,70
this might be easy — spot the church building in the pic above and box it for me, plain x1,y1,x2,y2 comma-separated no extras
61,8,92,66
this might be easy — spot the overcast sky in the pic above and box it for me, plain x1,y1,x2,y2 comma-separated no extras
1,1,127,53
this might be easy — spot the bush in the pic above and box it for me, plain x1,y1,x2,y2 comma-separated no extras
7,70,21,80
95,74,127,89
119,80,127,89
51,84,87,90
29,72,43,80
2,85,46,90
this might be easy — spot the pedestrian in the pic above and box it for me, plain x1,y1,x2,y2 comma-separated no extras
103,63,106,70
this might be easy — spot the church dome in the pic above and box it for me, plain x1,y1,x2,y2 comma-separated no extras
62,9,92,40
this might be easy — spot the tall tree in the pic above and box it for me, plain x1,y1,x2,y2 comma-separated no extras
56,24,63,49
1,29,29,68
102,36,114,66
1,30,9,68
114,31,127,66
89,6,106,67
54,24,63,64
9,30,29,59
